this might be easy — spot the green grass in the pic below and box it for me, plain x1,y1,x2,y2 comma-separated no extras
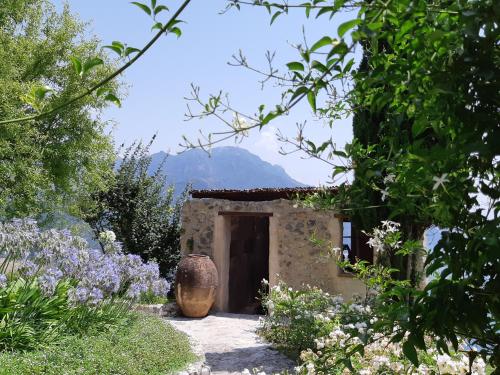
0,313,197,375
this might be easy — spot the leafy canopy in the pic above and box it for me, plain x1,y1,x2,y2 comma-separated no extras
0,0,119,217
185,0,500,369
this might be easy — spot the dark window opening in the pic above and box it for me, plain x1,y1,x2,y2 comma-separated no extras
342,220,373,264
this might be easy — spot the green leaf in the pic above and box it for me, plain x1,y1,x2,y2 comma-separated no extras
154,5,168,15
124,47,140,57
332,149,347,158
402,341,419,367
399,19,414,35
169,27,182,38
69,56,82,75
337,19,361,38
96,87,108,97
151,22,163,31
262,111,279,125
311,60,328,73
83,57,104,75
307,90,316,112
286,62,305,71
367,21,383,31
131,2,151,16
290,86,309,101
103,41,124,56
104,92,121,107
311,36,332,52
165,19,183,29
304,3,311,18
270,11,282,25
34,86,53,100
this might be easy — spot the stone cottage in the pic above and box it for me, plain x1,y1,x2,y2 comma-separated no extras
180,188,373,314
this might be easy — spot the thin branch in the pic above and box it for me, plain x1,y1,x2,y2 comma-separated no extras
0,0,193,125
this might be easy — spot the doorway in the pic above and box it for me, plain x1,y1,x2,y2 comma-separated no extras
228,215,269,314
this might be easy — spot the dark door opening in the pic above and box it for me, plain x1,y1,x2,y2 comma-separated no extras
228,215,269,314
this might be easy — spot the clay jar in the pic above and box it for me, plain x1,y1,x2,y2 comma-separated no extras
175,254,218,318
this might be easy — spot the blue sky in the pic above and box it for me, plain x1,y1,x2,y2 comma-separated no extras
61,0,359,185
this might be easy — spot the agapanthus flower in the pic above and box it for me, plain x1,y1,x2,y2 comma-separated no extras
88,287,104,305
0,273,7,289
68,286,93,305
18,260,38,277
152,278,170,297
38,268,63,296
1,219,171,305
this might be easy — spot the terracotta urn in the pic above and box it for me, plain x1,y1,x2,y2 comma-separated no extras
175,254,218,318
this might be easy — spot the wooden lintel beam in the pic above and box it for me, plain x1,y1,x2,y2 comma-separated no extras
217,211,273,217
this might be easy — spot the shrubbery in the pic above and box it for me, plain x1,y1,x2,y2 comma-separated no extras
260,282,487,374
85,140,186,278
0,218,169,351
259,282,339,358
259,221,489,374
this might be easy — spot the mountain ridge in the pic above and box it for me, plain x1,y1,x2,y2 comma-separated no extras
147,146,306,194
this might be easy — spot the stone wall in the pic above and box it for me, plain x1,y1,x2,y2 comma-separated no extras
180,198,365,311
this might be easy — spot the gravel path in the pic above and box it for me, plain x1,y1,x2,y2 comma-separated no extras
167,313,295,375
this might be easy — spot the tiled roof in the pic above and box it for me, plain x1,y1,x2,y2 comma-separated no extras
190,187,338,201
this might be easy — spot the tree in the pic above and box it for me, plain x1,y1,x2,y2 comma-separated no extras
85,139,186,278
0,0,119,218
184,0,499,369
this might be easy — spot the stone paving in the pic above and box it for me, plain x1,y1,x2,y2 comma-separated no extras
167,313,296,375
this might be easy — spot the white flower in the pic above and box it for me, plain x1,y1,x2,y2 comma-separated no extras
232,113,252,136
432,173,449,190
383,174,395,184
241,369,251,375
381,188,389,201
99,230,116,244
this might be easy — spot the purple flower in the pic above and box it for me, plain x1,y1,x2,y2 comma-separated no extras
18,260,37,277
126,282,147,300
38,268,63,296
68,286,89,304
2,219,173,304
89,287,104,305
152,279,170,297
0,273,7,289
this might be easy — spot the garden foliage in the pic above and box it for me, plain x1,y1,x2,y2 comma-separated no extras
0,314,196,375
85,140,186,278
187,0,499,368
260,281,487,374
0,218,169,351
0,0,119,218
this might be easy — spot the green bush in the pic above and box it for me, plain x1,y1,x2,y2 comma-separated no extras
0,219,169,351
0,278,72,351
0,278,131,351
259,281,488,374
0,313,197,375
258,281,338,358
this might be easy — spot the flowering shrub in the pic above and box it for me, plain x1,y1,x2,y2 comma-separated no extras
260,283,487,374
259,281,342,358
0,218,170,350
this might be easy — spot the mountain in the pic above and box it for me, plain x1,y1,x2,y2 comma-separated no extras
148,147,305,194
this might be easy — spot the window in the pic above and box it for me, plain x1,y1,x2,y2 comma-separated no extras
341,220,373,264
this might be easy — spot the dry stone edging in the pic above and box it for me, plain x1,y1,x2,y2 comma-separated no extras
166,312,296,375
133,302,180,317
